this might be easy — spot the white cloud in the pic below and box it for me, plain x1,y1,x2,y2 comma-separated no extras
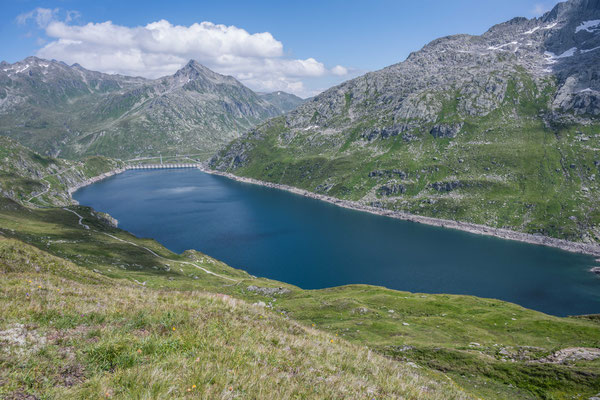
65,10,81,23
16,8,58,28
331,65,348,76
28,15,349,97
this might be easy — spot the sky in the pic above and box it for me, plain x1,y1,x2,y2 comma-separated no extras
1,0,562,97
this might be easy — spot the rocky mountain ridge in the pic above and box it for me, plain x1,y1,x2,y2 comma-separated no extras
0,58,297,159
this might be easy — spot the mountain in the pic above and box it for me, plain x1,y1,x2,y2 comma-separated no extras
211,0,600,245
0,58,288,160
258,91,305,113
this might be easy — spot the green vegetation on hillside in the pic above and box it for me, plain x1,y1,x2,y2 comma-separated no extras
0,137,122,207
212,75,600,245
1,237,467,399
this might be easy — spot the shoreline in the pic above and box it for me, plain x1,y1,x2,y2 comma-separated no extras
198,168,600,258
71,166,600,257
68,167,127,203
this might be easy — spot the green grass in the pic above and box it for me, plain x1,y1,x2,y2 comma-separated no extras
1,237,467,399
1,197,599,399
0,136,123,207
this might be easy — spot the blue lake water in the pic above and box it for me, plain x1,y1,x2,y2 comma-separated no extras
73,169,600,316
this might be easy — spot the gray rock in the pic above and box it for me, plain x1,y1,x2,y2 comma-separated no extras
430,123,464,139
378,184,406,196
246,285,291,296
430,181,462,192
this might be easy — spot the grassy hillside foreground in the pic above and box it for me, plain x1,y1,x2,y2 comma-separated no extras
0,198,599,399
0,236,468,399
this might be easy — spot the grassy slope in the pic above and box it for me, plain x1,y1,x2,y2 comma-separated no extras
0,198,599,399
214,74,600,244
0,136,123,207
1,237,468,400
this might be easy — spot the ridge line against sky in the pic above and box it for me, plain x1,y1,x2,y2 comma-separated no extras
1,0,561,97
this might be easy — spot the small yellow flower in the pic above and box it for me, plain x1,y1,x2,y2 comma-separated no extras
28,280,32,283
38,285,42,289
330,339,334,343
172,327,176,331
192,385,196,389
312,324,315,327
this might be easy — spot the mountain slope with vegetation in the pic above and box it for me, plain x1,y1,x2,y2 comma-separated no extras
0,58,298,160
210,0,600,247
0,136,122,207
0,131,600,399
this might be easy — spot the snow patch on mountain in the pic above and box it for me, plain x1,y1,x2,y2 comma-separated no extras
576,20,600,33
582,46,600,53
545,47,578,62
488,42,519,51
523,27,540,35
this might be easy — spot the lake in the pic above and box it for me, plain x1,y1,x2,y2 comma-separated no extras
73,169,600,316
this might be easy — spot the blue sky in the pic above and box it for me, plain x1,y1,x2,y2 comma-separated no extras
1,0,561,97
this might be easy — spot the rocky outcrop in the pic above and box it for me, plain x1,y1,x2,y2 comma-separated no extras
430,181,462,192
430,123,464,139
246,285,291,296
378,184,406,196
536,347,600,364
369,169,407,179
92,210,119,228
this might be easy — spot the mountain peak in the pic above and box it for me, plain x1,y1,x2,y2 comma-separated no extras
175,60,214,77
543,0,600,22
172,60,242,88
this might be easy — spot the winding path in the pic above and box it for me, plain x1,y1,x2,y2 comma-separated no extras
62,206,238,283
62,208,90,230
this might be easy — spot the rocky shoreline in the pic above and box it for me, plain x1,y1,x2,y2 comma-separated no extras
198,168,600,258
68,167,127,203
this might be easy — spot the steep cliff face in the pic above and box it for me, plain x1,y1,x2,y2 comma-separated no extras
211,0,600,244
0,59,295,160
